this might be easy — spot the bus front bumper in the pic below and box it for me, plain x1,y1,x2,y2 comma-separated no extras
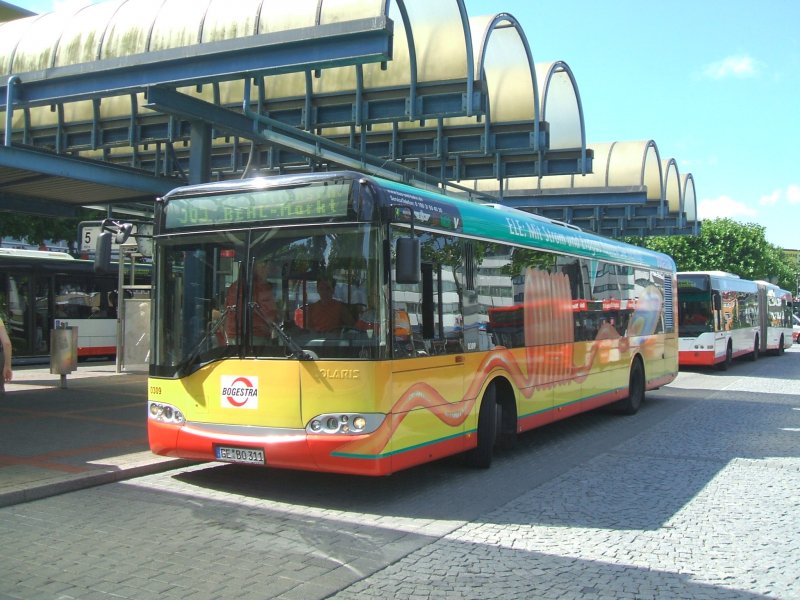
678,349,718,366
148,419,393,476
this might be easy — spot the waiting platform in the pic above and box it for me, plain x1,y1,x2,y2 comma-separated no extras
0,363,189,507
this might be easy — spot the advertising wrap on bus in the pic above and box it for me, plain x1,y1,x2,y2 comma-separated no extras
146,171,678,476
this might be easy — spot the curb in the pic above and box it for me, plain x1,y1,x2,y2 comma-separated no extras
0,458,195,508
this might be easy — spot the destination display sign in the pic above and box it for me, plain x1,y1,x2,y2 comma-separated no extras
164,182,351,230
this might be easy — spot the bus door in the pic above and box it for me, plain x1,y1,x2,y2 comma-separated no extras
757,284,768,353
389,240,467,465
5,271,49,356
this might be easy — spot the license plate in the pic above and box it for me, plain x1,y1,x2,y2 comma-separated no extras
214,445,265,465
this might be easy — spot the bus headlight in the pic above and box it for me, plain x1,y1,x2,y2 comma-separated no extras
148,401,185,425
306,413,384,435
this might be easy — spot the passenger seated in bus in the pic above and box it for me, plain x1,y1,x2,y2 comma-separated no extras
224,259,277,342
306,276,355,333
682,307,710,326
98,290,119,319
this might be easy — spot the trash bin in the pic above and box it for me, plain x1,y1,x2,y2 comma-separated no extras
51,325,78,387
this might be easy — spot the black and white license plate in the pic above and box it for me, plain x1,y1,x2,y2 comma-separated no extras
214,445,265,465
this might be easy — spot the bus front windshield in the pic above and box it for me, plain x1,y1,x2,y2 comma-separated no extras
678,289,714,336
152,224,387,376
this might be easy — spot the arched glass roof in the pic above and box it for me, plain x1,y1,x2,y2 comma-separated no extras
0,0,695,236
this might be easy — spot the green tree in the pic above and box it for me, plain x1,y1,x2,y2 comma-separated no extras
623,218,796,290
0,211,97,251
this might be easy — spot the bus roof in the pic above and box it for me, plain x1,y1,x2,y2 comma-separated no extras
376,175,676,272
0,248,74,260
678,271,759,293
162,171,676,272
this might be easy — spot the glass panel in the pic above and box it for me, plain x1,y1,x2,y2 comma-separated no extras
391,228,464,356
477,243,520,349
153,224,385,376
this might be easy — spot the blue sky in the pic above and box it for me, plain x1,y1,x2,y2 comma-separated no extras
13,0,800,249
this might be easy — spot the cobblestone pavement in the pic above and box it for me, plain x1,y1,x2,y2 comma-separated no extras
1,351,799,599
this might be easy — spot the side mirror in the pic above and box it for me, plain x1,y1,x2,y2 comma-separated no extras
115,222,134,244
712,292,722,311
396,237,420,284
93,231,113,273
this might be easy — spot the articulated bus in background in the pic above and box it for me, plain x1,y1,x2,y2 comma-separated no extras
0,248,149,362
755,280,794,355
143,171,678,475
677,271,793,369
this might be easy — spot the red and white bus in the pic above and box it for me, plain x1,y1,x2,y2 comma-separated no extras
141,172,678,475
0,248,149,361
677,271,793,369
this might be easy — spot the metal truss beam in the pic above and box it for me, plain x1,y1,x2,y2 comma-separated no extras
0,192,82,217
512,203,695,237
0,17,393,110
143,86,495,199
493,187,698,237
140,87,588,184
500,188,647,208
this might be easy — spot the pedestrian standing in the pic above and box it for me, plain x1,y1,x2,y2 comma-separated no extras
0,316,12,396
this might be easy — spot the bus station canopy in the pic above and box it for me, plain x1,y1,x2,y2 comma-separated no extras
0,0,696,237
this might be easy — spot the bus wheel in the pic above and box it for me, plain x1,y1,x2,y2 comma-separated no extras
465,384,498,469
717,342,733,371
612,358,645,415
750,336,759,361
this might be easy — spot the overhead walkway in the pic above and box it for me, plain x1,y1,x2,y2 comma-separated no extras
0,0,696,237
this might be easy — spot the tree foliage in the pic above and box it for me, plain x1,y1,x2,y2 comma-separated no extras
0,211,97,251
623,219,797,291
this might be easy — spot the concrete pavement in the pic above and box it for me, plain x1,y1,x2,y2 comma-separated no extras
0,362,189,507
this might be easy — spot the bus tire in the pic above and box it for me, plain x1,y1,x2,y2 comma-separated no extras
465,384,498,469
717,342,733,371
612,357,645,415
749,336,759,361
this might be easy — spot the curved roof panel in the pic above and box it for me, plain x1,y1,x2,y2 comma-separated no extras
202,0,263,41
0,0,390,69
662,157,682,215
606,140,662,198
53,2,124,66
682,173,696,223
399,0,469,85
9,11,64,72
536,61,584,151
471,13,536,124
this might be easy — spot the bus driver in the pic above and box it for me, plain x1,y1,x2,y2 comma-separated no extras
307,276,354,332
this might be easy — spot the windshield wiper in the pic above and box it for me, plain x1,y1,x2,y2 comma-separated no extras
176,305,235,376
250,302,315,360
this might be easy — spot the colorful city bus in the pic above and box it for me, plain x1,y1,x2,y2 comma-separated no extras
0,248,149,361
145,171,678,475
755,281,794,355
677,271,764,368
